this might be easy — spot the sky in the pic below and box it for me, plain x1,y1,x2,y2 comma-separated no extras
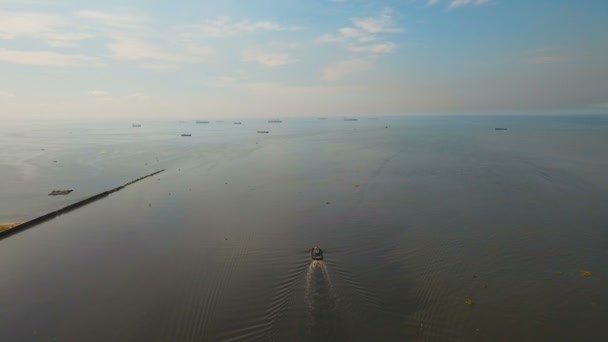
0,0,607,119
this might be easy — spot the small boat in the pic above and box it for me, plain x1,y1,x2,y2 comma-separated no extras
234,122,242,125
268,119,282,123
195,120,209,124
344,118,358,121
181,134,192,137
132,124,141,127
495,127,508,131
257,130,269,134
311,246,323,260
49,189,73,196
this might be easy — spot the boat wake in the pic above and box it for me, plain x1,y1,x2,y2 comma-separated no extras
303,260,342,337
304,261,335,309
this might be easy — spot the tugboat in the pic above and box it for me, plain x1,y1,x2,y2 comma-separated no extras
311,246,323,260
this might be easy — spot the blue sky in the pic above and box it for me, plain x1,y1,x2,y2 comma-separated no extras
1,0,607,119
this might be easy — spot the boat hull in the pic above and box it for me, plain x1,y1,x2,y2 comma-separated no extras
311,247,323,260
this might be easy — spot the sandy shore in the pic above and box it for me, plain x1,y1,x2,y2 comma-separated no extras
0,222,22,233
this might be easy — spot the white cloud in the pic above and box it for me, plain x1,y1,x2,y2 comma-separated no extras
74,10,147,28
107,38,200,63
339,27,360,38
207,76,242,88
315,10,401,44
140,63,179,71
322,58,374,81
0,48,101,66
0,90,16,98
45,32,93,47
425,0,489,8
179,16,302,38
0,11,63,39
450,0,489,8
315,33,343,43
352,9,403,34
182,41,214,57
349,42,396,54
87,90,109,96
127,92,150,100
241,49,293,67
0,11,92,47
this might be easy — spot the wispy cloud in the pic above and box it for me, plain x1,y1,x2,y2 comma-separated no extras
315,33,345,44
87,90,109,96
127,92,150,100
322,58,374,81
0,90,16,98
179,16,302,38
74,10,147,28
241,48,294,67
0,11,92,47
182,41,215,57
315,9,402,44
0,48,101,66
316,9,399,81
44,32,93,47
0,11,64,39
449,0,489,8
349,42,396,54
426,0,489,8
207,76,243,88
352,9,403,34
106,38,200,63
140,63,180,71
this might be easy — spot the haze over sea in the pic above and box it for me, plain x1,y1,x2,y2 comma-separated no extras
1,115,607,340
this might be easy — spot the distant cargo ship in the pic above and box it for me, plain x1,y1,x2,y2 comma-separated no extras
132,124,142,127
233,122,242,125
268,119,282,123
344,118,358,121
257,130,269,134
495,128,508,131
196,120,209,124
181,134,192,137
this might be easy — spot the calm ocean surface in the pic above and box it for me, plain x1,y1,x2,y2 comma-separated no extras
1,115,607,341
